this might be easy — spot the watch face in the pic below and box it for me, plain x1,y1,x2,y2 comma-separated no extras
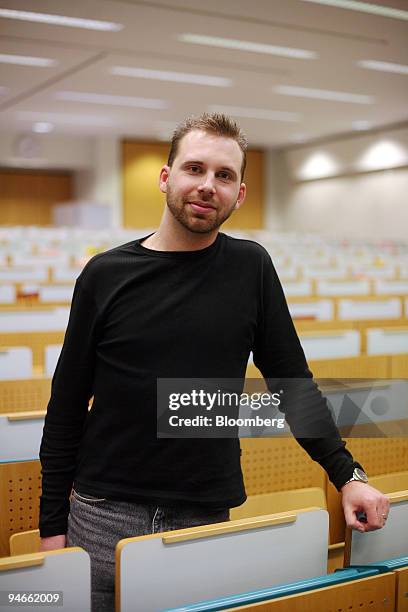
354,467,368,483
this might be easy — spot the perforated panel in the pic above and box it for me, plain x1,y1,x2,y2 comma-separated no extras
346,438,408,476
0,460,41,557
391,355,408,378
240,438,325,496
0,378,51,413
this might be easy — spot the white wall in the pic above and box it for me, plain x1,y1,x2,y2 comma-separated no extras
0,132,122,228
74,138,122,227
0,132,94,169
282,169,408,241
265,126,408,241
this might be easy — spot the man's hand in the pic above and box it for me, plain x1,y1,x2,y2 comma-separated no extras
341,481,390,532
39,535,67,552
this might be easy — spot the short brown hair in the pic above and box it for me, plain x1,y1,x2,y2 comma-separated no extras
167,113,248,180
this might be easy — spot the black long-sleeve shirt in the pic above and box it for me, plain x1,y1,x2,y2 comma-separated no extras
39,233,359,537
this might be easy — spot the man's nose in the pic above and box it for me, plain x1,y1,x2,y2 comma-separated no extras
197,173,216,195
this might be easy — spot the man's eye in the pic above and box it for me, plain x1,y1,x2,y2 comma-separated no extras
218,172,231,180
189,166,201,173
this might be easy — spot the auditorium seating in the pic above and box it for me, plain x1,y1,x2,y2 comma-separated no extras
230,487,327,521
0,308,69,333
0,378,51,414
44,344,62,377
0,547,91,612
9,529,40,556
0,226,407,609
316,279,371,296
0,331,64,371
115,508,329,612
0,459,41,557
6,532,407,611
370,470,408,494
162,569,392,611
0,347,32,380
367,327,408,356
299,329,360,360
0,411,44,462
348,491,408,566
338,297,402,321
0,285,16,304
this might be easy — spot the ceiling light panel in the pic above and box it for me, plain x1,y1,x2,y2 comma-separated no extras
111,66,232,87
32,122,54,133
274,85,375,104
357,60,408,75
0,53,57,67
178,34,318,60
352,120,372,131
208,104,301,122
0,8,123,31
300,0,408,21
16,111,116,127
55,91,168,109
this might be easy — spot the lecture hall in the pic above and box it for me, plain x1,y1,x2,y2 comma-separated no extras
0,0,407,610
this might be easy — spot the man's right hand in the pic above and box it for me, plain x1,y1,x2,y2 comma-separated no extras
39,535,66,552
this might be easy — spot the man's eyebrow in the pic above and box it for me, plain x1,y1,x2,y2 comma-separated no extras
181,160,238,178
181,160,204,166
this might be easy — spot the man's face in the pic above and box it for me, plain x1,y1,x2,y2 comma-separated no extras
159,130,246,234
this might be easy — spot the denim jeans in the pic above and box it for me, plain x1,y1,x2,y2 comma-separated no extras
66,490,230,612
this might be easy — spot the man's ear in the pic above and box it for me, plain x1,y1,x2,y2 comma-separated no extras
159,165,170,194
234,183,247,210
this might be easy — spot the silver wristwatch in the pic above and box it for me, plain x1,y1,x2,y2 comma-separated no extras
342,467,369,487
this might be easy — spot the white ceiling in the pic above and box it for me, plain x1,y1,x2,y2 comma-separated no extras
0,0,407,147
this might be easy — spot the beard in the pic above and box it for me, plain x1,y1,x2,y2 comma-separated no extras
166,183,237,234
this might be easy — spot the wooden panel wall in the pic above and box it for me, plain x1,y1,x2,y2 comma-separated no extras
122,141,264,229
0,170,72,225
122,142,168,229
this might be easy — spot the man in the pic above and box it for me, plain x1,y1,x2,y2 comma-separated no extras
39,113,389,610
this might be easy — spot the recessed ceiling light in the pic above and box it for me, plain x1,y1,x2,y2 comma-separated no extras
55,91,168,109
357,60,408,75
111,66,232,87
298,152,339,180
0,53,57,67
33,122,54,133
352,120,372,131
208,104,301,122
0,8,123,31
178,34,318,60
274,85,374,104
359,141,407,171
300,0,408,21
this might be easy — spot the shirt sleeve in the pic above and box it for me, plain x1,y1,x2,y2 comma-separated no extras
252,250,362,491
39,278,101,537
